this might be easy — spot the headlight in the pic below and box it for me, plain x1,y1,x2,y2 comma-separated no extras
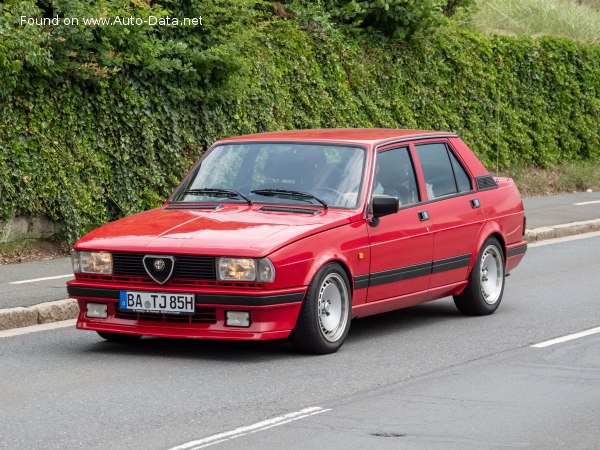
71,251,113,275
216,257,275,282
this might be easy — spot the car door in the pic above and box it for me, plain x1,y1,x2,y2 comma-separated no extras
413,141,485,292
366,145,434,303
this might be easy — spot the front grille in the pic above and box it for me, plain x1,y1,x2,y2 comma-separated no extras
173,255,216,279
77,273,264,289
114,306,217,324
113,253,216,280
113,253,147,277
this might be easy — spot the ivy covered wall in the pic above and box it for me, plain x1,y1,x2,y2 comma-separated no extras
1,1,599,242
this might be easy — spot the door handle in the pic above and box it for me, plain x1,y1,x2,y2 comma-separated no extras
470,198,480,209
418,210,429,221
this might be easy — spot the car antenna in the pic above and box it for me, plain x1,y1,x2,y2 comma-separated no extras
496,90,500,179
496,55,502,179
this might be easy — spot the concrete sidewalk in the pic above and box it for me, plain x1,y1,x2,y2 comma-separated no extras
525,219,600,242
1,191,599,332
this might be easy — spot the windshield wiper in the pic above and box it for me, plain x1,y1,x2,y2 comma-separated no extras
251,189,328,209
182,188,252,205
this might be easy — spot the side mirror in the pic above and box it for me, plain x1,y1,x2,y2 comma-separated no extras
372,195,399,219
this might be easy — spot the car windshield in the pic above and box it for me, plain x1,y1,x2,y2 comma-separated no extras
171,143,367,209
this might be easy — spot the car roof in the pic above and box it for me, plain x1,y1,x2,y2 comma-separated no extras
215,128,457,147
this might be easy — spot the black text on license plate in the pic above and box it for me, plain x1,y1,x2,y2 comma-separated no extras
119,291,195,314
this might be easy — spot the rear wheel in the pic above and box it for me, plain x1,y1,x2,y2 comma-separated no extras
97,331,142,343
290,263,351,354
453,237,505,316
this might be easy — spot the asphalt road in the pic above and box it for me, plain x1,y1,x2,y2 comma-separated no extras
0,258,71,309
1,233,599,449
0,191,598,310
523,190,600,228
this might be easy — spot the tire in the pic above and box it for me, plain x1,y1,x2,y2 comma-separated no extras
453,237,505,316
290,263,352,354
97,331,142,343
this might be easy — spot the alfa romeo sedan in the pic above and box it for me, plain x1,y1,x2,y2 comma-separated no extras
68,129,527,354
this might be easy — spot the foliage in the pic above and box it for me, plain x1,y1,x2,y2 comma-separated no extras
443,0,477,17
0,0,269,243
321,0,446,39
314,0,477,39
500,161,600,196
471,0,600,43
1,0,600,242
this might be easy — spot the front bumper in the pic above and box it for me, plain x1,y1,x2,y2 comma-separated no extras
68,283,305,341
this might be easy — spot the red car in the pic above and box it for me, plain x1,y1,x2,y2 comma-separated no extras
68,129,527,354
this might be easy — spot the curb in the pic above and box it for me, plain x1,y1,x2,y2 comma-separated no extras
1,218,600,334
0,299,78,332
524,218,600,242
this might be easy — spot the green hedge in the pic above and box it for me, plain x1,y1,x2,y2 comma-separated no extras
1,1,599,242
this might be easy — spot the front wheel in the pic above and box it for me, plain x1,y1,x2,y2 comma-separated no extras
290,263,351,354
453,237,505,316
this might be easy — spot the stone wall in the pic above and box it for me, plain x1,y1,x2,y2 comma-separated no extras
0,216,61,244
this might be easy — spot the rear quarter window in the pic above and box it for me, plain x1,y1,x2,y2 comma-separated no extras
448,149,472,192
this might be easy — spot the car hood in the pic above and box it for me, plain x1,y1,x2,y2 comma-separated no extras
75,204,359,257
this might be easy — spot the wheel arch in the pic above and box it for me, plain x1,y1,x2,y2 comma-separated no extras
290,256,355,354
485,232,507,263
306,257,355,298
472,222,508,271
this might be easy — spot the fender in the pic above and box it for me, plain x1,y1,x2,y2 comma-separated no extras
472,220,506,267
269,220,370,305
454,220,506,295
454,219,505,297
302,252,368,308
298,222,368,289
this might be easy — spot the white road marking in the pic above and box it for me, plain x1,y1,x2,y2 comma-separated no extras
528,230,600,248
9,274,72,285
531,326,600,348
0,319,76,339
170,406,331,450
574,200,600,206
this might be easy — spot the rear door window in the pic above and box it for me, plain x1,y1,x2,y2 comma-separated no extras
415,142,472,199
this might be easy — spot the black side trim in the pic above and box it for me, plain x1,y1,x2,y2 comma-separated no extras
368,262,432,287
423,189,477,205
354,275,369,290
354,253,473,288
67,286,120,299
431,254,471,274
476,175,499,191
196,292,305,306
508,243,528,257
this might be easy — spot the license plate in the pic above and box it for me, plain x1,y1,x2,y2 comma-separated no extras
119,291,195,315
